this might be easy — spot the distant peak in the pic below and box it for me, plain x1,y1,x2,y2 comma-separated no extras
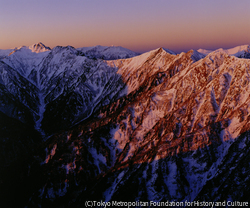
7,42,51,56
189,49,205,61
162,47,176,55
198,44,250,56
177,49,205,62
145,47,176,56
157,47,164,53
51,45,78,55
210,49,229,56
29,42,51,53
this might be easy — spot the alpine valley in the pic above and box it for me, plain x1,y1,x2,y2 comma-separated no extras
1,42,250,207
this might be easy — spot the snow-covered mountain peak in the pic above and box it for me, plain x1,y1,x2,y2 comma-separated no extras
3,42,250,206
197,48,213,55
206,49,231,59
8,42,50,56
148,47,164,54
176,49,204,63
198,44,250,58
3,43,51,77
187,49,205,61
217,45,250,55
112,47,173,68
77,45,139,60
51,45,79,55
29,42,51,53
106,47,177,94
143,47,170,57
162,47,176,55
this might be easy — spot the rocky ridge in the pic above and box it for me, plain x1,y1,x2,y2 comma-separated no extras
1,43,250,207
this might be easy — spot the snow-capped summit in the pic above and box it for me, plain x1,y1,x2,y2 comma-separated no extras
162,47,176,55
198,45,250,58
2,42,250,206
51,45,78,55
29,42,51,53
3,42,51,77
8,42,51,56
187,49,205,61
197,48,213,55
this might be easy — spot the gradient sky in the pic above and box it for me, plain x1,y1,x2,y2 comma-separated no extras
1,0,250,53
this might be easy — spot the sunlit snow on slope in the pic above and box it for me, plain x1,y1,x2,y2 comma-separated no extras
2,43,250,206
198,45,250,58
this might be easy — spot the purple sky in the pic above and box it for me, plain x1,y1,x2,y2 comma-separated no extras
1,0,250,53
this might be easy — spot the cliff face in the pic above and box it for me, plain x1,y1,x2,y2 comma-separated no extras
1,44,250,207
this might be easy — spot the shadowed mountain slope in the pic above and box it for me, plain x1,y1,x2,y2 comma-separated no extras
1,43,250,207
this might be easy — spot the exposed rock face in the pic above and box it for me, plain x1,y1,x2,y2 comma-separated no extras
1,43,250,207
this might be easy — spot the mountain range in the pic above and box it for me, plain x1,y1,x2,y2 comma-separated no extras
1,42,250,207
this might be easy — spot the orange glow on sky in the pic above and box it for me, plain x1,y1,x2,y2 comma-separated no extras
0,0,250,53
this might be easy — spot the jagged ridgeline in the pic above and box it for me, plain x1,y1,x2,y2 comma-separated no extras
0,43,250,207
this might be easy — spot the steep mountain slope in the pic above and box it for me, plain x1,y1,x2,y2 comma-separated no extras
162,47,176,55
0,43,139,207
24,47,250,207
3,42,51,77
0,43,139,136
34,45,128,134
0,60,39,124
1,43,250,207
